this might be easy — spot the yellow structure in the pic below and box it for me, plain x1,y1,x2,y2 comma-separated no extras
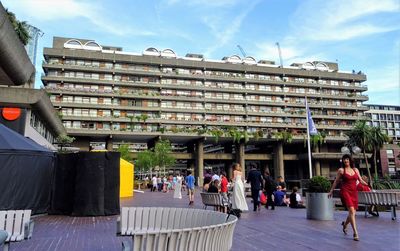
120,158,134,197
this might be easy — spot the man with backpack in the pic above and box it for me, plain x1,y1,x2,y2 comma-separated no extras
263,169,277,210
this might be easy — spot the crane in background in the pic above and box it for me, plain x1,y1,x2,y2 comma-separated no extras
276,42,283,67
237,45,247,58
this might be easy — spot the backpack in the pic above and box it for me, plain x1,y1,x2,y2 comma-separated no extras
265,176,277,192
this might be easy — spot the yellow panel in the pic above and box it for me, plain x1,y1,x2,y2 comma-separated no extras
120,158,134,197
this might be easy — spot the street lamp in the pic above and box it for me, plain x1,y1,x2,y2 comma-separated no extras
341,146,361,155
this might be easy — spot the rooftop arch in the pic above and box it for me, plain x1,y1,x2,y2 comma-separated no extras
161,48,177,58
225,55,242,64
64,39,83,49
143,47,160,56
243,56,257,65
315,62,329,71
302,62,315,70
84,41,102,51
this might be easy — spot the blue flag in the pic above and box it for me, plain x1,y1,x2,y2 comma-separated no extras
306,100,318,135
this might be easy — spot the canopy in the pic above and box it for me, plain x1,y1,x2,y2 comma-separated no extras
0,123,52,154
0,123,55,214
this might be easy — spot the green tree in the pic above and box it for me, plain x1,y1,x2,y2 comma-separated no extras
135,150,155,176
345,120,373,184
211,128,223,143
310,132,326,148
369,126,389,180
6,9,31,45
140,114,149,123
127,115,135,132
154,139,176,175
274,130,293,144
226,127,243,143
117,144,132,162
56,134,75,152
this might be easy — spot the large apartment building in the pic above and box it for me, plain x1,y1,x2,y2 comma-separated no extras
365,104,400,176
42,37,368,182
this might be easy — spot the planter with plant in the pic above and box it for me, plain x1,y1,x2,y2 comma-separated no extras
306,176,334,220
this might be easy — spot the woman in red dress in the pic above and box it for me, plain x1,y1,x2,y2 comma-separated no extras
328,154,368,241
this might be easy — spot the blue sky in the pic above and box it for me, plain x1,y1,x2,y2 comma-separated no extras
3,0,399,105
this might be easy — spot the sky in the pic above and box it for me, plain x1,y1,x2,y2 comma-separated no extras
3,0,399,105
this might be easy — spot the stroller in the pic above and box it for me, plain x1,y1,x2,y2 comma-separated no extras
226,192,242,219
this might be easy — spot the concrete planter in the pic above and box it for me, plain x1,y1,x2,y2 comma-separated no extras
306,192,334,220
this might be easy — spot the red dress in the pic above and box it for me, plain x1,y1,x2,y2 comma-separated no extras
340,168,359,209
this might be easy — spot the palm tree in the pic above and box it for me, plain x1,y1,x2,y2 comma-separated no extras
369,127,389,180
345,120,373,184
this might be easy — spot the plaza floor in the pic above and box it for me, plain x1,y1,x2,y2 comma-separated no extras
9,189,400,251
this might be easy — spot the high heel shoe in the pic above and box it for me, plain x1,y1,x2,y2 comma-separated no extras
341,221,347,235
353,234,359,241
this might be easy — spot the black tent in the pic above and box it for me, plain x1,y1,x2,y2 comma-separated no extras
0,124,55,214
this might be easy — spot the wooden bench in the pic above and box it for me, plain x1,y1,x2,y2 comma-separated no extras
358,191,400,220
117,207,237,251
0,210,34,251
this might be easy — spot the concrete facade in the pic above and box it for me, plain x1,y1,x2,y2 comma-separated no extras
0,4,65,150
0,3,35,86
365,104,400,177
42,37,369,181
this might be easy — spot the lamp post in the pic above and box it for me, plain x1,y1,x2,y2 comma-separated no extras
341,146,361,155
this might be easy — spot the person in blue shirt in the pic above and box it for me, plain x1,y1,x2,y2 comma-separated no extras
273,186,287,206
185,170,195,205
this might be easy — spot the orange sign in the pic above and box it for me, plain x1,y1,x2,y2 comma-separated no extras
2,108,21,121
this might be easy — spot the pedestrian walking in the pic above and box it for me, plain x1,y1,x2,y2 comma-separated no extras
328,154,369,241
185,170,195,205
246,165,263,211
173,173,183,199
263,169,276,210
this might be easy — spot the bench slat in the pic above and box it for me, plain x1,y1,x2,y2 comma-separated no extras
0,211,6,230
121,207,129,235
11,210,23,241
127,207,136,235
135,208,143,232
5,211,15,241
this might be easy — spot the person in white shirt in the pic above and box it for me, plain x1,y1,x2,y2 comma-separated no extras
152,175,158,192
289,187,305,208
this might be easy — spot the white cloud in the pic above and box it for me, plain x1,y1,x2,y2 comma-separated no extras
203,0,260,57
253,39,329,66
3,0,155,36
292,0,400,41
164,0,241,7
366,65,400,93
364,64,400,106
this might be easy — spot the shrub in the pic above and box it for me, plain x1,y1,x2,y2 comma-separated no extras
308,176,331,193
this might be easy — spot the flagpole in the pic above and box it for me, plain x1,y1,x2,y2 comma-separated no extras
306,97,313,178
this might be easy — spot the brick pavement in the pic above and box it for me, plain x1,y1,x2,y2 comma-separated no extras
9,188,400,251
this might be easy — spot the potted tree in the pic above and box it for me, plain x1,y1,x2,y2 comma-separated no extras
306,176,334,220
